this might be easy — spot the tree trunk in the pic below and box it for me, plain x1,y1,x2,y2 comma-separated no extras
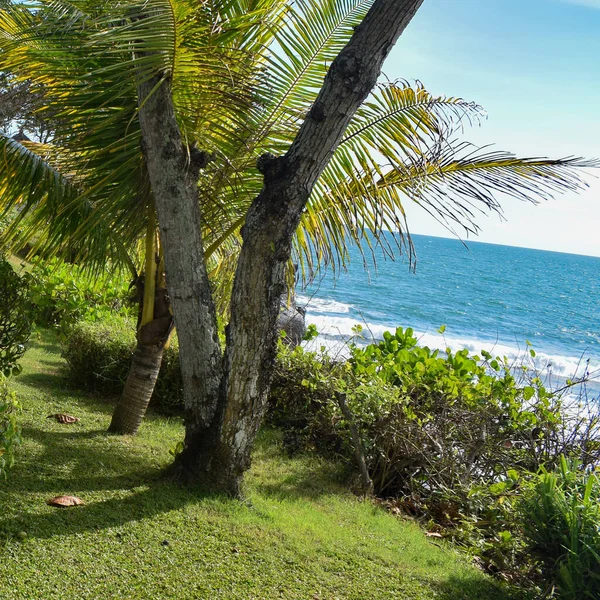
175,0,425,494
136,73,224,437
136,0,424,494
108,205,174,435
108,341,164,435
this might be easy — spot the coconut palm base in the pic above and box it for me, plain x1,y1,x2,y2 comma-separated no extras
108,342,165,435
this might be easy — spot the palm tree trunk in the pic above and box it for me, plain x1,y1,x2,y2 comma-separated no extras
108,341,164,435
108,204,173,435
138,0,424,494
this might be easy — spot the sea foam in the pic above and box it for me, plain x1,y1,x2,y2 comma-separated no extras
302,311,600,386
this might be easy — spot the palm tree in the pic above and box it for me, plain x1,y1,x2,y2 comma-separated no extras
0,0,594,436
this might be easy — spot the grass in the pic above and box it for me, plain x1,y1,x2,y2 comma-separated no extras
0,330,523,599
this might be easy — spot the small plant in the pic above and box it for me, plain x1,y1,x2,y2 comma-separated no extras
521,457,600,599
0,376,21,477
62,317,183,412
27,259,132,336
0,259,32,376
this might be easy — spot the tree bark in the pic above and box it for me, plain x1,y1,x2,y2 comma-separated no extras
108,341,164,435
177,0,425,494
136,0,423,494
136,75,224,442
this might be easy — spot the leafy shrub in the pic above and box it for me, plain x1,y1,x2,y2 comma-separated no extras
28,260,133,335
520,457,600,599
0,259,32,376
268,346,342,455
0,377,21,477
62,317,183,412
271,327,563,501
346,328,563,499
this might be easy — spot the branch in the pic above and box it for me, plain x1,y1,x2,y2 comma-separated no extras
336,392,374,496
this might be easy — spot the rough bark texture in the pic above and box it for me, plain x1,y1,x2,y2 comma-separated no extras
108,342,164,435
108,283,174,435
136,0,423,494
136,76,224,444
177,0,426,494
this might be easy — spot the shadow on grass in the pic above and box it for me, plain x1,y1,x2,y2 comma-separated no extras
252,461,350,501
26,330,63,355
250,432,351,501
431,574,527,600
17,371,71,393
0,480,207,543
9,426,165,494
0,423,219,542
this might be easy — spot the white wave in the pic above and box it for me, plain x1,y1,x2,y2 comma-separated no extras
303,314,395,341
302,314,600,382
296,295,352,314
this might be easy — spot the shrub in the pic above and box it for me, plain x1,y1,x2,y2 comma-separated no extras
268,346,342,455
271,328,563,501
62,317,183,412
0,259,33,376
520,457,600,599
27,260,133,335
0,377,21,477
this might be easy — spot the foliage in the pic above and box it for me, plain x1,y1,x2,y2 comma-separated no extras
62,318,182,413
0,259,32,376
268,345,341,455
268,327,600,587
27,260,133,336
520,457,600,599
0,1,595,304
0,333,519,600
271,327,563,498
0,375,21,477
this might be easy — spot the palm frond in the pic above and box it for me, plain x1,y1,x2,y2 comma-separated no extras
0,134,139,276
253,0,374,148
384,145,598,233
295,138,597,282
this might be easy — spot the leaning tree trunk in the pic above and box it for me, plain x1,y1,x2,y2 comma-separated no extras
108,279,174,435
108,341,164,434
108,207,174,435
137,0,424,494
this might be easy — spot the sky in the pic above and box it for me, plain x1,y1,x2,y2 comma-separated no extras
383,0,600,257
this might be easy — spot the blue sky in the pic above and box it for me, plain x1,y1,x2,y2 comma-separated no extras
384,0,600,256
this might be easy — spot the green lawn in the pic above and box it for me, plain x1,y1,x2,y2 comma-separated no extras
0,331,522,599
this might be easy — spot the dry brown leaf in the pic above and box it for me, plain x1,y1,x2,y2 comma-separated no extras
47,495,85,507
425,531,443,538
47,414,80,424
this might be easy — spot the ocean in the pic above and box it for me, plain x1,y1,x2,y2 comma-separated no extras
298,233,600,394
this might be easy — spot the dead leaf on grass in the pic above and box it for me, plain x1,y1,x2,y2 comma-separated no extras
47,414,80,424
47,495,85,507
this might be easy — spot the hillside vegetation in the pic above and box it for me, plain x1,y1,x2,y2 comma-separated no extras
0,331,519,599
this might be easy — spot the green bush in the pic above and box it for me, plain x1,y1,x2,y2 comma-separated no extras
62,317,183,413
268,327,586,586
271,327,562,500
28,260,133,335
521,457,600,599
0,259,33,376
268,345,342,455
0,376,21,477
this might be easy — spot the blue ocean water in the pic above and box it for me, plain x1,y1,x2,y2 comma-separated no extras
298,234,600,389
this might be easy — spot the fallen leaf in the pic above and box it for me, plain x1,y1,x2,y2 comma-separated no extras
425,531,443,538
47,495,85,507
47,414,80,424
